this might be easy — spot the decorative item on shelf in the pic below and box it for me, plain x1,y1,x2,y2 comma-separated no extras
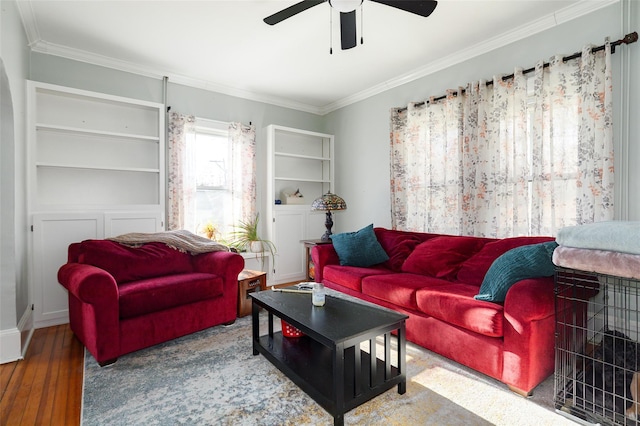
229,213,276,267
280,188,305,205
310,191,347,241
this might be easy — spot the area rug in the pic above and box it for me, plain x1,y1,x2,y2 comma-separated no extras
82,314,576,425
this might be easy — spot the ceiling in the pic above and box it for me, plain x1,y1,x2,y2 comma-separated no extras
16,0,613,114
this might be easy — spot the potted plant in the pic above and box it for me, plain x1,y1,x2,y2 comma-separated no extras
229,213,276,267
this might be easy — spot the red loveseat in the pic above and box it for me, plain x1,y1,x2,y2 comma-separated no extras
58,239,244,365
312,227,560,395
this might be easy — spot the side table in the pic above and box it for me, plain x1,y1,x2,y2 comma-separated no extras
237,269,267,317
300,239,332,281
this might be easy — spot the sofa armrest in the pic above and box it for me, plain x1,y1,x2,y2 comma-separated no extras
503,277,555,324
311,244,339,283
58,263,119,305
58,262,121,363
191,251,245,290
502,276,556,394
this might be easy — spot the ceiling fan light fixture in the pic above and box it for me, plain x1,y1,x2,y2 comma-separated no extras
263,0,438,52
329,0,363,13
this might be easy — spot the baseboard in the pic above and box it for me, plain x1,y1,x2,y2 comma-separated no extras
0,305,34,364
19,306,34,359
0,328,22,363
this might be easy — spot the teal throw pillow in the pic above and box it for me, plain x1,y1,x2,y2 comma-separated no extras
475,241,558,303
331,224,389,267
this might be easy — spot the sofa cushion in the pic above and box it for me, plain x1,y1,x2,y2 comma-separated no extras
323,264,390,292
118,272,223,319
416,284,505,337
362,274,451,311
374,228,434,272
401,236,488,279
456,236,555,286
331,224,389,267
475,241,558,303
78,240,193,283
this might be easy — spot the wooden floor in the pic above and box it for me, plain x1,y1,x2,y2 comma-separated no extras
0,325,83,426
0,282,301,425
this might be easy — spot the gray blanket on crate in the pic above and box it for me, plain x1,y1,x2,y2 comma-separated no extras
556,221,640,255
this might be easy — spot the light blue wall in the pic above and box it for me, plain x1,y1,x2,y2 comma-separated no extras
324,2,639,233
1,0,30,338
30,54,164,104
623,0,640,220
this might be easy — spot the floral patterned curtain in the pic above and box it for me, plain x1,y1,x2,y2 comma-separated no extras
390,40,613,238
167,112,196,231
227,122,257,224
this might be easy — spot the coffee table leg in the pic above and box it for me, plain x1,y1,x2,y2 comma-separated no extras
398,323,407,394
369,338,377,387
333,343,345,426
252,301,259,356
384,333,391,380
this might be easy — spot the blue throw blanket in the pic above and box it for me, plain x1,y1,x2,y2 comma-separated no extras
556,221,640,255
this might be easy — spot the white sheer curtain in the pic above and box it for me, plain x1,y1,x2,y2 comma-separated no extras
167,112,196,231
390,40,613,238
227,122,257,225
167,112,256,231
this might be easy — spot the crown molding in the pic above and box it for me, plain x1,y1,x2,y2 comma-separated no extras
554,0,618,25
320,0,619,114
15,0,40,46
166,74,324,115
30,40,164,79
21,0,618,116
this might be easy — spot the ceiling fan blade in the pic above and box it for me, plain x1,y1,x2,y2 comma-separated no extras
369,0,437,17
340,10,357,50
264,0,325,25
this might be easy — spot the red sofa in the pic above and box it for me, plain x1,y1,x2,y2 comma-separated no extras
58,239,244,365
312,227,559,395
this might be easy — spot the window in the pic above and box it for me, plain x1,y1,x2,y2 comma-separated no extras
167,113,256,236
190,119,232,240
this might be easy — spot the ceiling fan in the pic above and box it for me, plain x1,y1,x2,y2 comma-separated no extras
263,0,438,51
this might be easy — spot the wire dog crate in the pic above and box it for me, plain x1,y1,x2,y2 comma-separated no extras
555,267,640,425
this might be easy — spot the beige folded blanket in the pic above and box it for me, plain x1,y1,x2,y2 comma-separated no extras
552,245,640,280
108,230,230,255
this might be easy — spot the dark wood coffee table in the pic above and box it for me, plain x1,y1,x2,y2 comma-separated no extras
250,289,408,426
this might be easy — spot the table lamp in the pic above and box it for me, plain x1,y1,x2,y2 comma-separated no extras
311,191,347,241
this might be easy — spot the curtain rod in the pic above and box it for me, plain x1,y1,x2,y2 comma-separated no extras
397,31,638,111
